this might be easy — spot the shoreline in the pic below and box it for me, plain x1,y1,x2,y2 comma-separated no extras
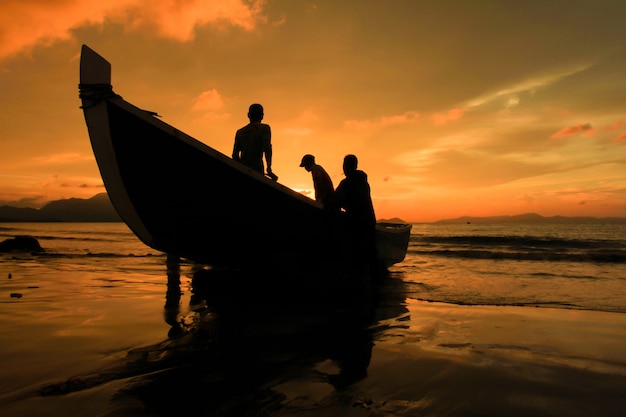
2,290,626,416
270,300,626,416
1,241,625,417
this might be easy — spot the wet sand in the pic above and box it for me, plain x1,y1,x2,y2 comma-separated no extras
1,265,626,417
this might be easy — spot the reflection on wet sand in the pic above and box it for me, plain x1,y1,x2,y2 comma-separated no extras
136,257,408,415
164,254,184,339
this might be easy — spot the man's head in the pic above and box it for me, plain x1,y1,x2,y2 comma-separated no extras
343,154,358,175
248,103,264,122
299,154,315,171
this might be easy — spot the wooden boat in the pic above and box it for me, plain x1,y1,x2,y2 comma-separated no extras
79,45,411,272
375,222,412,268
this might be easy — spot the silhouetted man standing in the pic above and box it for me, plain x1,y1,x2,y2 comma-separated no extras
333,154,377,263
232,103,274,178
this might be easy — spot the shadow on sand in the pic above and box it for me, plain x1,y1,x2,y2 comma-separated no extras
36,256,409,416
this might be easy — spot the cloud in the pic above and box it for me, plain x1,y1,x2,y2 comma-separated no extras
465,65,591,109
280,108,319,137
505,96,520,109
606,119,625,131
192,89,224,112
0,195,48,208
31,152,93,166
429,108,464,126
551,123,594,139
0,1,103,59
282,127,313,137
78,183,104,189
120,0,265,41
293,108,320,125
0,0,266,59
343,108,465,129
604,120,626,142
516,193,535,204
298,188,313,199
343,110,420,130
271,12,287,27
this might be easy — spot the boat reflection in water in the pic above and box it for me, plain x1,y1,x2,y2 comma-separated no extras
142,255,409,415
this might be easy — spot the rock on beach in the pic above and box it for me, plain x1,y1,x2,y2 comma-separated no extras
0,235,45,253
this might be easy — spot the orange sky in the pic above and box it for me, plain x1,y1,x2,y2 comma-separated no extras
1,1,625,222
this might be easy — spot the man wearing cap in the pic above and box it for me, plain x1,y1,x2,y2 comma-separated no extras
232,103,274,178
299,154,334,207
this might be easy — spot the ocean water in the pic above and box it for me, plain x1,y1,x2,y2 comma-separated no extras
2,221,624,313
1,221,625,416
401,221,626,313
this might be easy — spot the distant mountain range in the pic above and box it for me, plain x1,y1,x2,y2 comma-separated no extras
1,194,625,223
436,212,626,224
0,193,121,222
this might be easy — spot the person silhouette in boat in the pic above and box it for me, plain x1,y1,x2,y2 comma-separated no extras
232,103,275,179
299,154,334,208
332,154,377,263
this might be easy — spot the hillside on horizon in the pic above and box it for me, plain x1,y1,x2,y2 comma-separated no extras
435,212,626,224
0,193,121,222
1,193,625,223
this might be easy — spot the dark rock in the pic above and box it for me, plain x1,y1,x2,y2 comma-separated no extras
0,235,45,253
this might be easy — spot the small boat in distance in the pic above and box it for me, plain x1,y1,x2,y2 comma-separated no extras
79,45,411,272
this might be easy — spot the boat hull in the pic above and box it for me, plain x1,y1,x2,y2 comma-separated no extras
79,45,411,271
375,222,412,268
88,100,334,268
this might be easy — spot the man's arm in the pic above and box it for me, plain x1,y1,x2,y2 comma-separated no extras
232,133,240,160
264,126,273,173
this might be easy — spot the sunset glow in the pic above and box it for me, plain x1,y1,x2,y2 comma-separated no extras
1,1,625,222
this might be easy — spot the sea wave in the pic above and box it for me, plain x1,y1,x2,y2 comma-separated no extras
409,248,626,263
36,252,164,259
412,297,626,314
409,235,626,263
414,234,625,249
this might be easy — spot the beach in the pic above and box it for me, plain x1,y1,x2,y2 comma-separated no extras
1,222,625,416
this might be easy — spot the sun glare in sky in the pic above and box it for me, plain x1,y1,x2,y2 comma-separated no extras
1,1,625,222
